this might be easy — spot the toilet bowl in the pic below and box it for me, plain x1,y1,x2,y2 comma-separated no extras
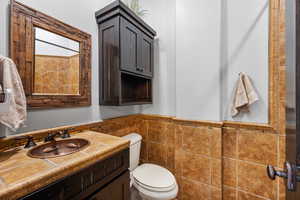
123,133,178,200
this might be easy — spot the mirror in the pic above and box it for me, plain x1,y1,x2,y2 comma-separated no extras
34,27,80,96
10,1,91,108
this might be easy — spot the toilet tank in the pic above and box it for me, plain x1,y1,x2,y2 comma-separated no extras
122,133,142,171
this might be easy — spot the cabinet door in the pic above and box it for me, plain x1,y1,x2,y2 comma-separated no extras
120,17,139,74
88,171,130,200
138,33,154,77
99,17,120,105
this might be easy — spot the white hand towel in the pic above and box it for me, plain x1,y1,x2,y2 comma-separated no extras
0,55,27,131
231,73,259,117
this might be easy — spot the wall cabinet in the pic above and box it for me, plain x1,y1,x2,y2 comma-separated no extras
95,0,156,105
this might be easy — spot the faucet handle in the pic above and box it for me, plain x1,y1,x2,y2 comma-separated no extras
60,129,71,139
44,132,59,142
15,135,37,149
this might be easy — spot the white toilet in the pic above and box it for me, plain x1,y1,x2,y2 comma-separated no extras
123,133,178,200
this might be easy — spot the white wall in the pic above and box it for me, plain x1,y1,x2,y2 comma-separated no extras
0,0,140,135
222,0,269,123
0,0,272,135
176,0,222,121
139,0,177,116
175,0,269,123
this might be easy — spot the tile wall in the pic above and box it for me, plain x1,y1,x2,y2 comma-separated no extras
222,127,285,200
90,115,286,200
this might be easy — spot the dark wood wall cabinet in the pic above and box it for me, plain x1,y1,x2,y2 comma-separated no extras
20,149,130,200
95,0,157,106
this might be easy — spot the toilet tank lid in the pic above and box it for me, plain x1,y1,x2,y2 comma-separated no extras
122,133,142,145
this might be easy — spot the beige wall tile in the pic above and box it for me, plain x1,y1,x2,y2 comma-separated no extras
278,178,286,200
182,152,211,184
238,130,277,166
137,120,148,141
210,127,222,158
175,125,184,148
182,126,211,156
223,186,237,200
211,187,222,200
140,141,148,162
237,191,268,200
278,136,286,168
223,158,237,187
166,145,175,172
223,128,237,158
148,121,166,143
165,123,176,146
181,179,211,200
211,158,222,187
175,149,185,177
237,161,276,199
148,142,167,166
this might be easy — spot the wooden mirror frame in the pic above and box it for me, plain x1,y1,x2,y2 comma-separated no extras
10,0,91,109
223,0,286,133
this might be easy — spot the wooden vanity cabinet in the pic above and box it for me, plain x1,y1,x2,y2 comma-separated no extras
20,149,129,200
95,0,156,105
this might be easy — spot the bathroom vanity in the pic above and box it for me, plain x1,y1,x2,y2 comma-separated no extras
21,149,129,200
0,131,130,200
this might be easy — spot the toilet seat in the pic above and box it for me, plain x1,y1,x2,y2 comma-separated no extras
134,177,176,192
132,164,177,192
133,181,178,200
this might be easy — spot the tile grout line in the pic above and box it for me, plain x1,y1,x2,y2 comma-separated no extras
222,156,284,170
236,128,239,199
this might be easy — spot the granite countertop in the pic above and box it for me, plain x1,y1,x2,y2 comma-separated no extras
0,131,130,200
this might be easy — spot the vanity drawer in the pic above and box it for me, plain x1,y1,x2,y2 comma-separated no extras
20,149,129,200
20,180,64,200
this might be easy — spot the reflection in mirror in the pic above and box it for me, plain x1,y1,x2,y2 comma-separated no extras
34,27,80,95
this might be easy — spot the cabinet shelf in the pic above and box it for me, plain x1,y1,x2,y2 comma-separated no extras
121,73,152,105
